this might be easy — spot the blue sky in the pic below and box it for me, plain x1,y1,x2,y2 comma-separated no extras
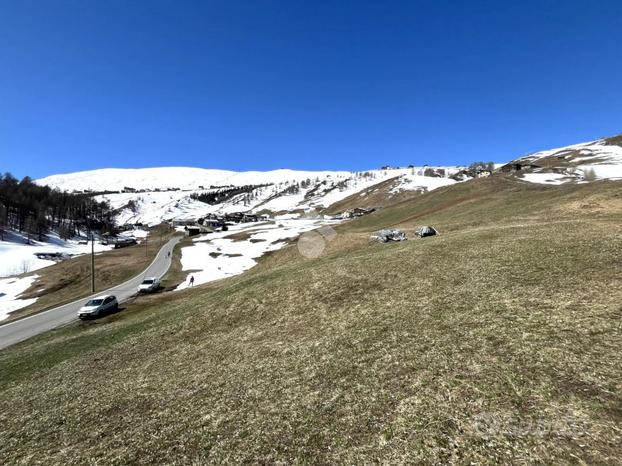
2,0,622,179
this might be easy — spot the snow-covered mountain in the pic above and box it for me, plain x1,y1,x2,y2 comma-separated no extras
503,134,622,184
36,133,622,225
37,167,463,226
37,167,353,193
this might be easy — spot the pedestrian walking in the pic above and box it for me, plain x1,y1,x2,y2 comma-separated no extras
189,275,195,287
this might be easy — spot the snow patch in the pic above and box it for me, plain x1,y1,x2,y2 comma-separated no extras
579,164,622,180
0,275,39,321
0,234,113,278
520,173,572,185
176,218,338,289
391,173,457,193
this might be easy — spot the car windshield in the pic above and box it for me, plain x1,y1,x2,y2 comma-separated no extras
86,299,103,306
142,279,154,284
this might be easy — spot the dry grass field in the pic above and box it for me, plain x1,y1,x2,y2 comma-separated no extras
1,176,621,464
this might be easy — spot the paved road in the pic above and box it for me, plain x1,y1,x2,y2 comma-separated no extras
0,236,182,350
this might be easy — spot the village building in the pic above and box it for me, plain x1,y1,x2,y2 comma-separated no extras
500,162,540,172
185,225,212,237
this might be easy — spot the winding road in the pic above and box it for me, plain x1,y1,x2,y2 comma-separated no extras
0,236,182,350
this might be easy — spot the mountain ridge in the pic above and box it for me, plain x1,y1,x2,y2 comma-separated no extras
34,133,622,225
37,166,464,226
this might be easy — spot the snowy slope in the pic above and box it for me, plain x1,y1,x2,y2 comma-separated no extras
36,167,352,192
37,167,237,192
0,275,39,320
0,231,114,278
505,135,622,184
37,166,465,226
176,218,339,289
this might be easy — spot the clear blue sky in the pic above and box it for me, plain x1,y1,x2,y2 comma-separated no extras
2,0,622,178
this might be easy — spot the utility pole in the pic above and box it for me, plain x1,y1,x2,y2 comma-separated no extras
91,231,95,292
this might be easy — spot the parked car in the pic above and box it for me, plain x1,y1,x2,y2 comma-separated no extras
78,295,118,319
138,277,160,293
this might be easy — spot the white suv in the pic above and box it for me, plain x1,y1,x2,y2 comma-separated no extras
78,295,119,319
138,277,160,293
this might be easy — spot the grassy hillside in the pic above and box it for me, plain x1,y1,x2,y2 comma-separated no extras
1,176,621,464
322,176,417,215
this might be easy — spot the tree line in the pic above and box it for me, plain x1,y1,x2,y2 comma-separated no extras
190,184,269,205
0,173,115,242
